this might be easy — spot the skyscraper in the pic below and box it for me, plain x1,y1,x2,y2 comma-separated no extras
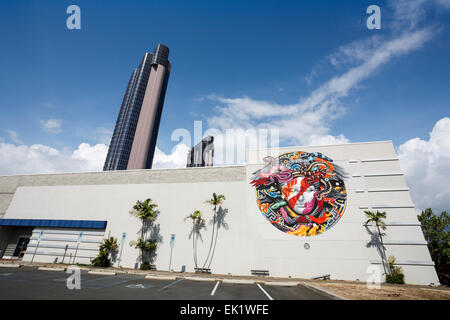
127,44,171,170
103,44,171,171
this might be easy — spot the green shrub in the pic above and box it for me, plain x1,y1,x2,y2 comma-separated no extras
386,272,405,284
140,262,152,270
91,249,111,267
91,237,119,268
99,237,118,252
385,256,405,284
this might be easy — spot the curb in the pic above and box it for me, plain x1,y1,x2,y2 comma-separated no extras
301,282,346,300
263,281,299,286
183,276,217,282
222,279,255,284
0,264,20,268
38,267,67,272
88,271,117,276
145,275,177,281
75,266,92,271
115,270,129,274
127,271,149,275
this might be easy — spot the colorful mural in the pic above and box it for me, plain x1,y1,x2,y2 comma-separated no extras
250,151,348,236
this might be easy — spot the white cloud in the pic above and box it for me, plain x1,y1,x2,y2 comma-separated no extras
6,130,23,144
206,28,432,148
389,0,429,30
0,142,108,175
398,117,450,213
202,0,443,163
0,139,193,175
72,143,109,171
40,119,62,134
304,67,319,85
152,144,190,169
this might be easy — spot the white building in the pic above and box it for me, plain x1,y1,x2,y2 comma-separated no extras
0,141,440,285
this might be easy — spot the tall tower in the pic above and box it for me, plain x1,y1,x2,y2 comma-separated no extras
127,44,171,170
103,52,153,171
103,44,171,171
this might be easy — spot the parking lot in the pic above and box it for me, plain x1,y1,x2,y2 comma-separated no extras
0,266,331,300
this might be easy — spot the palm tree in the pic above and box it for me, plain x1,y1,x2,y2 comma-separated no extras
364,210,389,273
99,237,118,252
184,210,205,269
129,198,159,267
92,237,118,267
207,206,229,270
203,193,226,269
129,238,157,255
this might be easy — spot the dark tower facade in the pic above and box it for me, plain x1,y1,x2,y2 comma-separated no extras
186,136,214,168
127,44,171,170
103,44,171,171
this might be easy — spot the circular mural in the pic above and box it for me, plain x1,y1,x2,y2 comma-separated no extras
250,151,348,236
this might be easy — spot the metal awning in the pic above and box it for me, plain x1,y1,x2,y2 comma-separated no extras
0,219,107,229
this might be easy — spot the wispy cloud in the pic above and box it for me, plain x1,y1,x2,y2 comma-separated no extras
6,130,23,144
207,28,433,146
40,119,62,134
436,0,450,9
389,0,429,30
204,0,442,148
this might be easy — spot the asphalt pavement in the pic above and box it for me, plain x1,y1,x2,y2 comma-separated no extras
0,266,331,300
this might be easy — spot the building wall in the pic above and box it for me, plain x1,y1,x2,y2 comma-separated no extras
0,141,440,285
245,141,438,285
24,228,106,264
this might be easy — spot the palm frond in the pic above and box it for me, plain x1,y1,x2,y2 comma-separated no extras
206,193,226,206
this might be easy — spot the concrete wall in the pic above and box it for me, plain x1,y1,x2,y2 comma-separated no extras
0,141,440,285
0,165,245,218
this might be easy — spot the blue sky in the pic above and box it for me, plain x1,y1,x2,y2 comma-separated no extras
0,0,448,150
0,0,449,211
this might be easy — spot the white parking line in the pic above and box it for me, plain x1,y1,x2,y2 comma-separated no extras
256,283,274,300
210,281,220,296
126,283,155,289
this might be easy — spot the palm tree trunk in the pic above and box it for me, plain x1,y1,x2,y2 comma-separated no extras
202,206,216,269
141,222,144,265
194,223,200,268
376,223,389,274
207,219,220,269
192,229,197,268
